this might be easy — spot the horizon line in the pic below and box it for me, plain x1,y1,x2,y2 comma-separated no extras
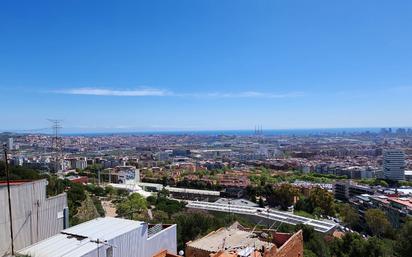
2,126,411,135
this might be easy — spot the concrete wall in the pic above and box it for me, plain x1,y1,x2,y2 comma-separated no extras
152,249,180,257
267,230,303,257
185,245,212,257
81,224,177,257
145,224,177,257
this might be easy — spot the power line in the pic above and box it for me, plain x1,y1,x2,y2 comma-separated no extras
48,119,63,172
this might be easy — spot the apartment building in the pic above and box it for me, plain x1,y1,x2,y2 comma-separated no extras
383,149,405,181
350,194,412,229
333,180,374,201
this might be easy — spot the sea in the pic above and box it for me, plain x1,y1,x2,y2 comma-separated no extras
61,128,383,137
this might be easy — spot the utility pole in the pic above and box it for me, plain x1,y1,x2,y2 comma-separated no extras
48,119,63,172
228,199,232,222
3,143,14,255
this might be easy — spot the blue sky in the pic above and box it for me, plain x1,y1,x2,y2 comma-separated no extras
1,0,412,132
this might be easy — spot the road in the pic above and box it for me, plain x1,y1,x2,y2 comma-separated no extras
186,200,336,233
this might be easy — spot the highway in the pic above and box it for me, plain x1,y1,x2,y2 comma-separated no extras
186,200,336,233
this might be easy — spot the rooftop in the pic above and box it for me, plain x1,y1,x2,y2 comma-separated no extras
388,197,412,209
18,217,144,257
0,179,46,187
214,198,259,207
186,223,274,253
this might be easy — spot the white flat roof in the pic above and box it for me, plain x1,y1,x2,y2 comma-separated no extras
18,217,143,257
405,170,412,176
166,186,220,196
109,181,153,197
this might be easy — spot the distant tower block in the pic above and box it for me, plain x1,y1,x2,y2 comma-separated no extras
383,149,405,181
7,138,13,151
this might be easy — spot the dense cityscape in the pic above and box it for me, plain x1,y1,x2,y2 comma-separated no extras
2,1,412,256
1,127,411,257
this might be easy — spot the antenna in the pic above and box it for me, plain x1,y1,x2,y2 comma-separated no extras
90,238,117,257
3,143,14,255
221,237,226,251
48,119,63,172
251,220,262,234
268,221,278,230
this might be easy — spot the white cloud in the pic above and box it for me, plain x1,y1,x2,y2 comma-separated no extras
55,87,169,96
53,87,303,98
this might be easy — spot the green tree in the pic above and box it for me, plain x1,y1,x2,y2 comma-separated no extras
295,224,315,242
339,203,360,229
72,193,100,225
331,233,392,257
258,197,264,207
303,249,318,257
173,211,226,250
46,175,66,196
0,161,41,180
155,197,185,218
116,188,130,197
246,185,257,202
305,234,330,257
151,210,170,223
105,185,116,198
394,219,412,257
146,195,157,206
267,184,299,210
307,187,335,216
158,188,170,198
116,193,147,219
294,187,335,216
364,209,391,237
364,236,392,257
86,184,106,196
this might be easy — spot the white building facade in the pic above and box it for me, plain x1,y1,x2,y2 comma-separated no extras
0,179,68,256
18,217,177,257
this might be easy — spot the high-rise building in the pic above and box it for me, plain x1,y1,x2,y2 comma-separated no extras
7,137,13,150
383,149,405,181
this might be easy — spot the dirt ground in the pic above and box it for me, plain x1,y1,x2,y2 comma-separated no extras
101,200,117,217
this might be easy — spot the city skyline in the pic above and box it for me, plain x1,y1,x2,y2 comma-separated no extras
1,2,412,257
1,0,412,132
